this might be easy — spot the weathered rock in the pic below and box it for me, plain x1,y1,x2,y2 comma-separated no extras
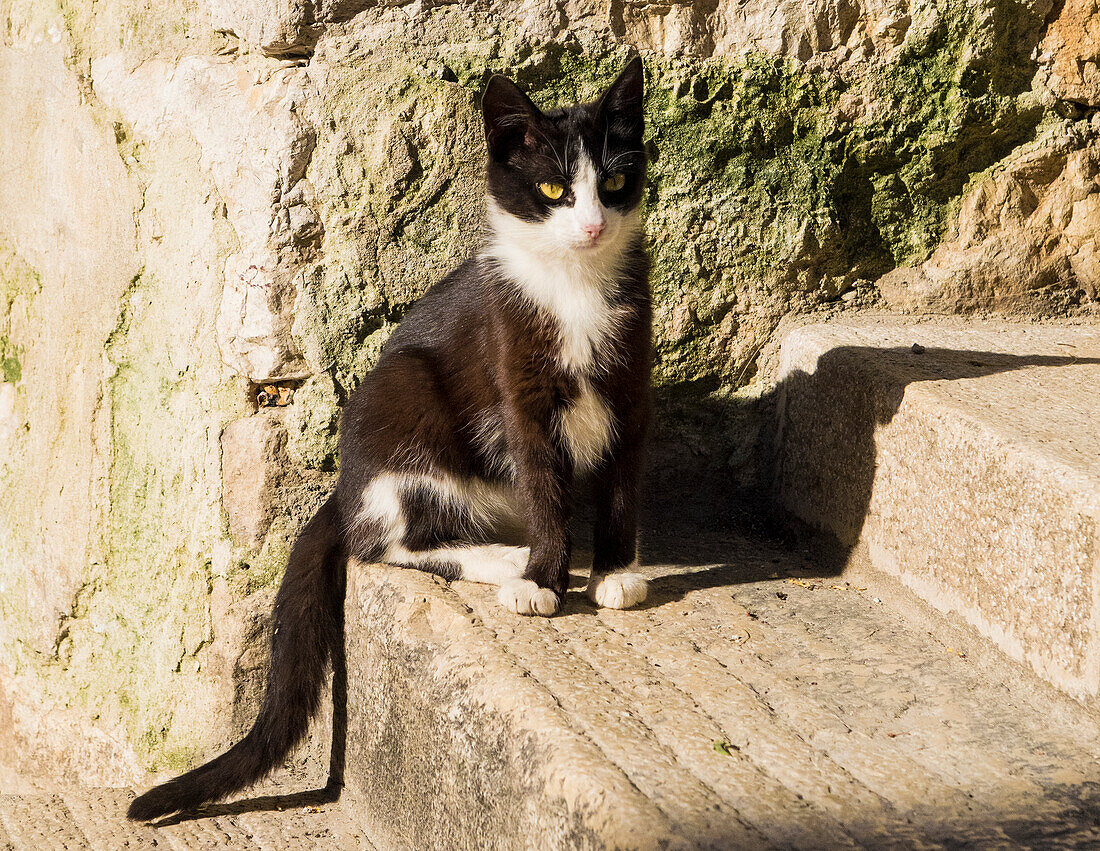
775,319,1100,699
0,36,139,654
1037,0,1100,108
209,0,320,56
92,53,319,382
880,122,1100,314
483,0,914,61
0,9,301,785
341,538,1100,847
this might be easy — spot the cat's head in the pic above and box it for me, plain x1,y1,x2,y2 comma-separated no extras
481,58,646,258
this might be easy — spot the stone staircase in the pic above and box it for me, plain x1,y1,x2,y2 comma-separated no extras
338,531,1100,849
774,318,1100,699
5,317,1100,849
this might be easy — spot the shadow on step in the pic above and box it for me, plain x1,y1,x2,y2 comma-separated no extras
150,786,340,826
643,345,1099,593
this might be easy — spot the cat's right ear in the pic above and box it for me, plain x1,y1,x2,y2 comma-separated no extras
482,75,542,162
596,56,645,142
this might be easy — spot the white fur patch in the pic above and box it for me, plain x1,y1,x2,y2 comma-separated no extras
558,380,614,471
454,544,529,583
357,472,407,548
587,563,648,609
357,471,517,553
570,154,604,240
483,149,641,374
499,578,561,616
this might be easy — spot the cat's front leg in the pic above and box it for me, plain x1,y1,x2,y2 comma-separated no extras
587,413,648,610
497,396,574,616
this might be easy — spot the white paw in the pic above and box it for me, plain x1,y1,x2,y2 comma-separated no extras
498,579,561,616
587,572,648,609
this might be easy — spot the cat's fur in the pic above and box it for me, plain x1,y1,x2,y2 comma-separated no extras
128,56,651,821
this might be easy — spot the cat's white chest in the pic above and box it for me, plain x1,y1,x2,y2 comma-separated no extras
499,256,620,470
558,378,614,472
539,266,620,373
485,211,638,471
491,247,624,373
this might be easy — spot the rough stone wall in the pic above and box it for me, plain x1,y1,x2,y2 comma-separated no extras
0,0,1097,782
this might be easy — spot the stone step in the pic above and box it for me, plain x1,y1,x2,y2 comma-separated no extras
0,794,90,850
339,528,1100,849
0,786,376,850
773,317,1100,700
12,525,1100,847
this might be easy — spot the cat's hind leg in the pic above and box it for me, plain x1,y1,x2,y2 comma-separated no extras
391,542,557,616
391,542,556,615
390,543,529,585
352,471,557,613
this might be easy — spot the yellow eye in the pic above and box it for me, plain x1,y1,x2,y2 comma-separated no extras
603,173,626,192
538,182,565,200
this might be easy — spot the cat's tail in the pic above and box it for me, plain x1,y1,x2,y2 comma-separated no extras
128,494,345,821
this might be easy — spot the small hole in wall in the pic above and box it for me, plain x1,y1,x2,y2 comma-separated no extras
251,380,301,410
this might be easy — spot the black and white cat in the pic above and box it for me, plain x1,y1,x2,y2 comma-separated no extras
129,56,651,821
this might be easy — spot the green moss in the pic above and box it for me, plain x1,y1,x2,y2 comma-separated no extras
239,523,294,592
0,340,21,383
0,245,42,387
0,240,43,301
135,719,201,773
837,0,1045,268
158,743,203,775
285,375,340,471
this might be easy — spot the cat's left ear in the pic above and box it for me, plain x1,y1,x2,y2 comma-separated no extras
482,74,544,162
596,56,644,141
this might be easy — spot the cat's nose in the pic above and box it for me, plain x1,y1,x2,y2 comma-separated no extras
582,222,605,241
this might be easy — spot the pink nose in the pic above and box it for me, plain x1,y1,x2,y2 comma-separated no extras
582,222,605,240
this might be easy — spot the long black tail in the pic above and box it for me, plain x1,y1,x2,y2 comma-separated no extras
128,495,345,821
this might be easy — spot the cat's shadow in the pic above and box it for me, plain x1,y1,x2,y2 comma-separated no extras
148,786,341,827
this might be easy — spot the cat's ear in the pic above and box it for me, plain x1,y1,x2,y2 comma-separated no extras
596,56,644,141
482,75,543,162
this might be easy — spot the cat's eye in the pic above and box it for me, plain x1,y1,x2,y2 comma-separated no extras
603,173,626,192
538,182,565,200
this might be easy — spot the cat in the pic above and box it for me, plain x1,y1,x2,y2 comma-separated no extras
128,55,651,821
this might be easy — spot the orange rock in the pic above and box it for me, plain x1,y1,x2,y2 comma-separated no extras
1040,0,1100,107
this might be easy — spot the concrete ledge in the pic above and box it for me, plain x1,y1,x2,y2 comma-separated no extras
774,317,1100,699
332,520,1100,847
341,565,703,851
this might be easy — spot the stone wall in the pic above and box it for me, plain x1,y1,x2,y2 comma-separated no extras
0,0,1097,782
